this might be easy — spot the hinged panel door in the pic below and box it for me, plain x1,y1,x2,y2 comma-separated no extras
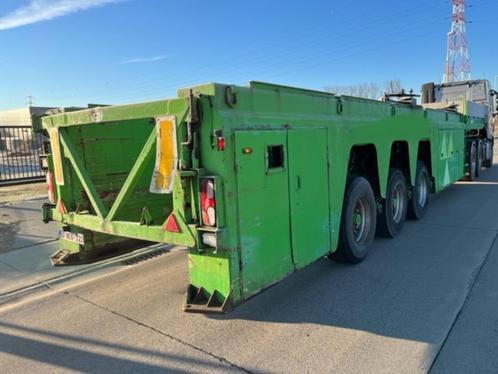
288,128,331,268
438,129,463,188
234,130,294,297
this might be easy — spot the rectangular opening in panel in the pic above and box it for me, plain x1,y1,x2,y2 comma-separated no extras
267,145,284,169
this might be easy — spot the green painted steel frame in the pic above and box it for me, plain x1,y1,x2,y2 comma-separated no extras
59,130,108,218
48,207,196,247
39,81,489,313
43,103,196,248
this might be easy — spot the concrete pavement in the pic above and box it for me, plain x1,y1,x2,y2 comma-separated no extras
430,172,498,374
431,236,498,374
0,196,178,306
1,164,498,372
0,197,57,253
0,288,240,373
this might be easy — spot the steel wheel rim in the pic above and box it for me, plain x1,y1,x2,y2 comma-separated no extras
418,173,428,208
352,197,369,244
392,182,405,224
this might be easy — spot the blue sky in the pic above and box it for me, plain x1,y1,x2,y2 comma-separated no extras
0,0,496,109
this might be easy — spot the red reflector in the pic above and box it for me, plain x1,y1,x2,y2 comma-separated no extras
56,200,67,215
163,213,180,233
217,137,225,151
46,171,55,204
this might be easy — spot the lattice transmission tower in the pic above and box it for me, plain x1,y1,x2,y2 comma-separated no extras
443,0,471,83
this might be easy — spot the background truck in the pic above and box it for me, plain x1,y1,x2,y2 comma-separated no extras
35,80,497,312
422,79,498,176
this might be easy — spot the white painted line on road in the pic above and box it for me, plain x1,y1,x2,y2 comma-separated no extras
455,181,498,185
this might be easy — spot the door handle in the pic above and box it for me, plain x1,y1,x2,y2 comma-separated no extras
296,176,301,190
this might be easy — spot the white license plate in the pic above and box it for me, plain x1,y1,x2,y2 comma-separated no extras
60,231,85,246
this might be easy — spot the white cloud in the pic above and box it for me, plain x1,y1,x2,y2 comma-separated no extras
117,56,167,65
0,0,126,31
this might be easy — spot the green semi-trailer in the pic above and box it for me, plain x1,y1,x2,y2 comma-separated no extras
35,80,497,312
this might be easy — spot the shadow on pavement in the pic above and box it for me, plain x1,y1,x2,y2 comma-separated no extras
0,322,233,373
204,165,498,345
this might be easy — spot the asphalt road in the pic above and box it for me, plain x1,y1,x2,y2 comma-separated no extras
1,165,498,373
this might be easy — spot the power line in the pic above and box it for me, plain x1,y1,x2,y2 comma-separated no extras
38,1,444,104
26,91,35,106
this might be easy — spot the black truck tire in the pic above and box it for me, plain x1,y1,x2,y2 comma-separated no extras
483,141,493,168
329,176,377,264
476,140,483,177
408,161,430,220
377,169,408,238
467,141,478,181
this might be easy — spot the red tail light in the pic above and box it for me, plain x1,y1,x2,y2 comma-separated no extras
46,171,55,204
200,178,216,227
217,137,225,151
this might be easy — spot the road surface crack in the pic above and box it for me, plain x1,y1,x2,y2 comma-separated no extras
65,291,253,374
428,231,498,372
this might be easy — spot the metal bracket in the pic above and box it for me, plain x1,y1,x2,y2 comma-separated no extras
225,86,237,108
182,90,199,147
184,284,232,313
140,207,153,226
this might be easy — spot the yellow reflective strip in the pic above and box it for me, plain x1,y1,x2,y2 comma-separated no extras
48,128,64,186
150,116,177,194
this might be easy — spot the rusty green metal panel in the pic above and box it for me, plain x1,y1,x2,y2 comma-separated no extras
234,130,294,297
288,128,331,269
38,80,486,312
39,98,193,257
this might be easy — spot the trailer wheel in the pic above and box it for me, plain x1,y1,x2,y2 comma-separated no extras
467,141,478,181
329,176,377,264
377,169,408,238
408,161,430,220
476,140,483,177
482,141,493,168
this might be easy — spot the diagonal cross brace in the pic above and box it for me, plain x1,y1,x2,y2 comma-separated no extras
59,129,108,219
59,127,157,222
106,129,157,222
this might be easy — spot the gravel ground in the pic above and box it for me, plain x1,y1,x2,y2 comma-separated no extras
0,182,46,205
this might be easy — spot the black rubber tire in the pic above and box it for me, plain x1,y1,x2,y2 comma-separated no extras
476,140,483,177
329,176,377,264
467,141,478,181
408,161,431,220
376,169,408,238
483,141,493,168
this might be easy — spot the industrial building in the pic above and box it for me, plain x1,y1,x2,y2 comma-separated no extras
0,106,54,127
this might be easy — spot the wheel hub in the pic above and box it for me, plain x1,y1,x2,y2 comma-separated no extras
391,183,405,224
418,174,428,208
352,198,368,243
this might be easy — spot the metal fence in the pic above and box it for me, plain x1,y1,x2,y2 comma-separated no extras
0,126,46,184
